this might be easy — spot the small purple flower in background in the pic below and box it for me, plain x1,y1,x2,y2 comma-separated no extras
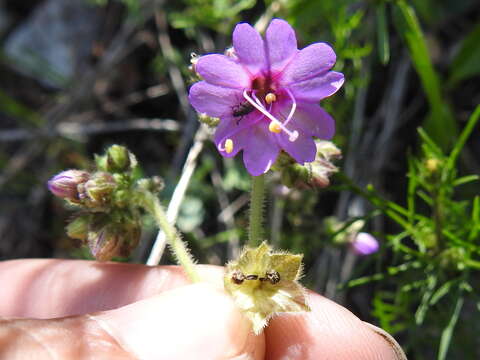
188,19,344,176
351,232,379,256
47,170,89,201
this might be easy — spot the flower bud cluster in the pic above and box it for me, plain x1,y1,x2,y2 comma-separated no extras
273,140,341,189
48,145,160,261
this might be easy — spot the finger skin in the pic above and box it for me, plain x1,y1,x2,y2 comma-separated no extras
0,316,132,359
0,259,405,359
0,259,224,318
265,291,403,360
0,284,265,360
93,283,264,360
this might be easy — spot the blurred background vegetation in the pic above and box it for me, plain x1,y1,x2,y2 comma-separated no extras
0,0,479,358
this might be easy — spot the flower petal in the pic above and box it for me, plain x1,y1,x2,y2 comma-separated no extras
276,128,316,164
297,104,336,139
188,82,242,117
214,113,261,158
280,43,337,84
289,71,344,102
277,102,335,139
233,23,266,75
265,19,298,73
196,54,251,88
242,121,280,176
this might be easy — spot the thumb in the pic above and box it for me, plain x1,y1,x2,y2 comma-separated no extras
90,283,264,359
0,283,264,360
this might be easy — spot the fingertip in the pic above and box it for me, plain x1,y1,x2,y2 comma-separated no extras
93,283,265,360
265,291,404,360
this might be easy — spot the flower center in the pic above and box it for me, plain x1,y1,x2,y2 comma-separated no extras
242,88,298,142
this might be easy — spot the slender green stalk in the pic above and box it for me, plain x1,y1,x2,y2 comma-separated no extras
249,174,265,246
141,192,200,282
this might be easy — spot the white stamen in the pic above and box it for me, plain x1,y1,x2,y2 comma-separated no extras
251,92,264,108
284,88,297,127
243,90,299,142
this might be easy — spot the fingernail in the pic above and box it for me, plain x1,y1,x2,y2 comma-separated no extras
363,322,408,360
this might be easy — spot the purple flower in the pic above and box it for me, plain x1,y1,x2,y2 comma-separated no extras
47,170,90,201
351,232,379,256
188,19,344,176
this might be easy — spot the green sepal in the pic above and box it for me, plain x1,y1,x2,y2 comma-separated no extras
224,242,310,334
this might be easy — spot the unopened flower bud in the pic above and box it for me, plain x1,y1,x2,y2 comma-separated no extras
275,141,341,189
308,159,338,188
316,140,342,161
66,214,90,241
87,215,141,261
81,172,116,207
88,226,123,262
106,145,137,173
351,232,379,255
47,170,90,202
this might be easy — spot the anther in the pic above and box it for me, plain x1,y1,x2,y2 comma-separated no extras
269,121,282,133
225,139,234,154
265,93,277,104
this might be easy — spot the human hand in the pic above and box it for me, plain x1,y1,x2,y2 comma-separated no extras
0,260,406,359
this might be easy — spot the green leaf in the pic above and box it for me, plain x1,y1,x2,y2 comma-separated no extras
376,2,390,65
224,242,309,334
446,105,480,171
429,279,460,305
469,196,479,241
452,175,479,187
414,274,437,325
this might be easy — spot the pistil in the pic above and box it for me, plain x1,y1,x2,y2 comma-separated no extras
284,88,297,126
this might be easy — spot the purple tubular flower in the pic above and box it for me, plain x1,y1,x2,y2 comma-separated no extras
351,232,379,256
188,19,344,176
47,170,90,201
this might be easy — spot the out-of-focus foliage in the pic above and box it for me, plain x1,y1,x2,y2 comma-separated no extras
345,106,480,359
168,0,256,32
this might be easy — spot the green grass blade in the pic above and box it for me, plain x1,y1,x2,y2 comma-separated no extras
393,1,456,148
376,2,390,65
437,295,464,360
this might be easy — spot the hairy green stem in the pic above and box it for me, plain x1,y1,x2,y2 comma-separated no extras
141,192,200,282
249,174,265,246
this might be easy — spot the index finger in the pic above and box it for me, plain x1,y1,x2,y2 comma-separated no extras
0,259,223,318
